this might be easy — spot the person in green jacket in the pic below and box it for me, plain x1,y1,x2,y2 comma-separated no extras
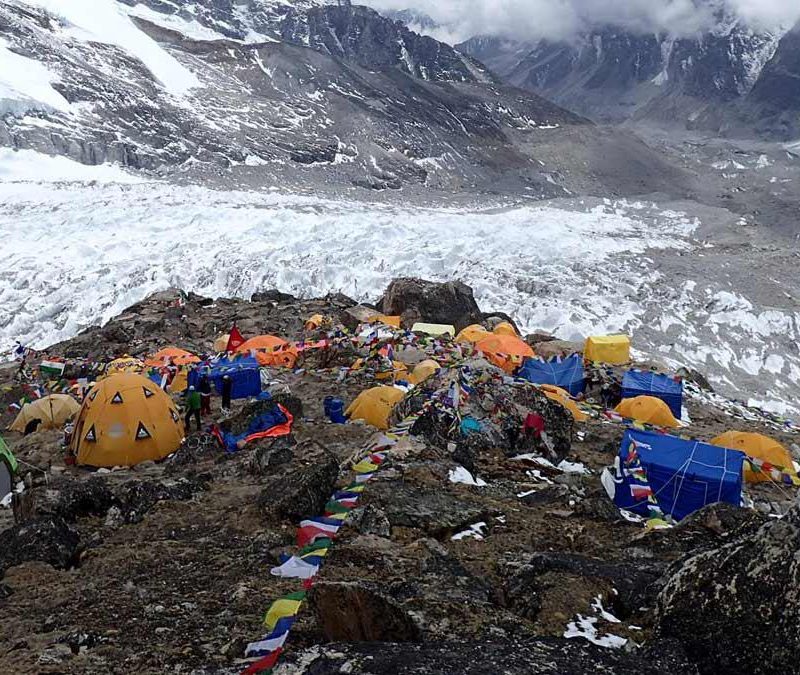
185,385,202,432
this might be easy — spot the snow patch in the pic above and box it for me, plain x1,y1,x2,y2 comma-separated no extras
0,148,145,184
449,465,487,487
25,0,200,96
0,37,71,113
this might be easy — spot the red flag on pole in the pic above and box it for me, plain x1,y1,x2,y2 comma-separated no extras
226,325,245,353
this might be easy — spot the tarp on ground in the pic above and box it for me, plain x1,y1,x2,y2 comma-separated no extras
518,354,586,397
209,356,261,400
216,405,292,452
622,370,683,419
608,429,744,521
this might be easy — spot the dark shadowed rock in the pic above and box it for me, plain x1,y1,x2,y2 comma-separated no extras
259,455,339,521
250,289,295,303
506,552,665,621
282,637,698,674
54,478,117,522
379,278,482,331
309,581,421,642
118,477,211,524
249,436,295,475
270,393,304,419
349,504,391,537
0,517,80,575
654,498,800,674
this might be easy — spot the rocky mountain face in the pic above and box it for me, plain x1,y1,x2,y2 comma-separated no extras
456,15,799,138
0,0,597,198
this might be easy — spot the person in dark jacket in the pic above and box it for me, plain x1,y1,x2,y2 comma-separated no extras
199,374,212,415
185,386,202,432
221,375,233,413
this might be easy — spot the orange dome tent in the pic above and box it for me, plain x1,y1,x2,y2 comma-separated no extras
455,324,490,344
476,334,534,373
71,373,184,468
615,396,679,429
145,347,200,367
711,431,797,483
237,335,298,368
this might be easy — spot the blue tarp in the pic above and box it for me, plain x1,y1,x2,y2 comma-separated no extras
209,356,261,400
611,429,744,521
220,406,289,452
622,370,683,419
518,354,586,396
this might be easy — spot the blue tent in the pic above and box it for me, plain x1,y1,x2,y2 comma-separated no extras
622,370,683,419
209,356,261,400
518,354,585,396
609,429,744,521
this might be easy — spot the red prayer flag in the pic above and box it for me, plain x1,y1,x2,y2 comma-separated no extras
226,325,245,352
241,647,283,674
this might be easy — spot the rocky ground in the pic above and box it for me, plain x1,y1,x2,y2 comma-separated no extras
1,280,798,674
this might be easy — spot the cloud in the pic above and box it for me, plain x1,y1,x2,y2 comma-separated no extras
363,0,800,43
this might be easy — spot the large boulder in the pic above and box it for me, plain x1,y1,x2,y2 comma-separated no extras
259,455,340,522
379,278,482,330
309,581,420,642
654,498,800,674
0,517,80,575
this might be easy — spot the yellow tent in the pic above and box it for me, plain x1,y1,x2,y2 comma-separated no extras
304,314,325,330
540,385,588,422
145,347,200,367
711,431,797,483
105,356,145,377
455,324,491,344
409,360,441,385
411,323,455,337
9,394,81,433
346,386,405,430
584,335,631,364
214,334,230,352
493,321,518,336
376,315,401,328
71,373,184,468
615,396,678,428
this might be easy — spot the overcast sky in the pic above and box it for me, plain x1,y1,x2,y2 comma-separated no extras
363,0,800,43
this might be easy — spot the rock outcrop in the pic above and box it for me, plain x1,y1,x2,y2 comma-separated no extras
380,278,483,331
654,498,800,674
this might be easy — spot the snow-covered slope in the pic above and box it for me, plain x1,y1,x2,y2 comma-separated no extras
0,0,599,195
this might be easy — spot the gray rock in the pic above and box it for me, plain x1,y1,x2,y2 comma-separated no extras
379,278,482,331
349,504,391,538
259,455,339,522
369,483,495,537
654,498,800,674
